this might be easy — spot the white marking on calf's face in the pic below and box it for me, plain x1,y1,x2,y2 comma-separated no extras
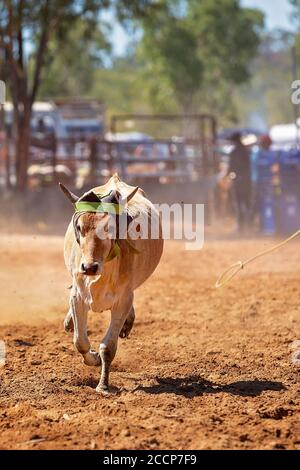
76,213,112,273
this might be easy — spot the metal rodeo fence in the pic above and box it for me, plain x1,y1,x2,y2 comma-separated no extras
1,113,217,210
109,113,217,182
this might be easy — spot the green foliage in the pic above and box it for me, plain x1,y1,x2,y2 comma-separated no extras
140,14,203,110
136,0,264,116
38,19,110,98
91,57,145,114
289,0,300,27
235,31,297,128
189,0,264,84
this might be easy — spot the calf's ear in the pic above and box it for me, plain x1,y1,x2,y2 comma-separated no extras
59,183,79,203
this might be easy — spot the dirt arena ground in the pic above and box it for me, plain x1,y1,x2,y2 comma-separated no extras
1,233,300,450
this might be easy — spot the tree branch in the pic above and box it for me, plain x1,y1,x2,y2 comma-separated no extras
30,26,48,106
30,2,49,106
17,0,24,70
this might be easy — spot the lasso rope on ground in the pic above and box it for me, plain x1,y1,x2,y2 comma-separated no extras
215,229,300,288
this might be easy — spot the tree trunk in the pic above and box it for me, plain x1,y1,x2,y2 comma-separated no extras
15,107,31,191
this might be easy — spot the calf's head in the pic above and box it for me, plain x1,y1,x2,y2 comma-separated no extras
60,183,138,276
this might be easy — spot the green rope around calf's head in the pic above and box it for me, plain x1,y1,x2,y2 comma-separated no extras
73,201,124,215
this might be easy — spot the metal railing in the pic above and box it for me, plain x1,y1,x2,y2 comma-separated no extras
0,134,217,190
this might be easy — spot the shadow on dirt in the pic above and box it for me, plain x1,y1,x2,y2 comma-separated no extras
73,377,121,395
137,375,286,398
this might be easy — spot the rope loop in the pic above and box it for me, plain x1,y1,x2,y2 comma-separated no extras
215,261,244,288
215,229,300,289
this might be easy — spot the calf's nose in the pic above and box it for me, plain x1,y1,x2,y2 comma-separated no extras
81,262,99,275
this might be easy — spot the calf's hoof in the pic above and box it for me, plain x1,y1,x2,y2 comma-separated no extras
83,350,101,366
96,383,119,396
96,383,109,395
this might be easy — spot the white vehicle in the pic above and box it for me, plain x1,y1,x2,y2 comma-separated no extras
4,100,104,157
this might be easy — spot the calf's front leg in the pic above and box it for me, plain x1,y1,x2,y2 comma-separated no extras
70,287,101,367
96,291,134,393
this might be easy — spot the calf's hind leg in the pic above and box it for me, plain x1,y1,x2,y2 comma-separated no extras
64,310,74,332
119,305,135,339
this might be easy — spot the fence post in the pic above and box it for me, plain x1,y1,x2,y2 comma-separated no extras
89,137,97,185
51,135,57,184
5,137,11,189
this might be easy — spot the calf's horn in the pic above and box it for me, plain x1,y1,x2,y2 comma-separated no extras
59,182,79,203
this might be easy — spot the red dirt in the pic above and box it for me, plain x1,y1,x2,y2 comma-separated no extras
1,234,300,450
